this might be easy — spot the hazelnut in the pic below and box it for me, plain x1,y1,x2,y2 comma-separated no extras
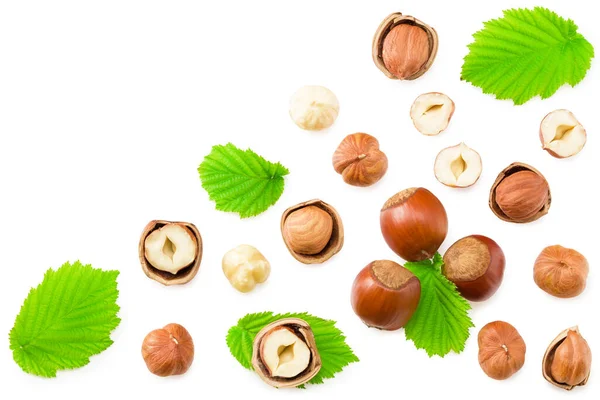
351,260,421,330
142,323,194,377
410,93,455,136
543,327,592,390
489,162,551,223
372,13,438,80
139,220,202,285
289,85,339,131
332,133,388,187
540,109,586,158
478,321,526,380
442,235,505,302
434,143,482,188
222,244,270,293
380,187,448,262
281,200,344,264
534,245,588,298
252,318,321,388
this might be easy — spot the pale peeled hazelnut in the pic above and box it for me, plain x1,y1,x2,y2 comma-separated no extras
543,327,592,390
332,133,388,187
410,92,455,136
289,86,339,131
222,244,270,293
434,143,482,188
252,318,321,388
372,13,438,80
540,109,586,158
142,323,194,377
478,321,526,380
534,245,588,298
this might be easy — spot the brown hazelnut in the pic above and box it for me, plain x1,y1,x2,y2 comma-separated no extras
442,235,505,302
372,13,438,80
380,187,448,262
252,318,321,388
281,200,343,264
332,133,388,187
543,327,592,390
351,260,421,330
534,245,588,298
489,162,551,223
478,321,526,380
142,323,194,377
138,220,202,285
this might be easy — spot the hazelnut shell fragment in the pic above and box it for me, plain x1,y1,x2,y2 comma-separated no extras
252,318,322,388
489,162,551,223
142,323,194,377
332,133,388,187
281,199,344,264
543,327,592,390
139,220,202,286
372,13,439,80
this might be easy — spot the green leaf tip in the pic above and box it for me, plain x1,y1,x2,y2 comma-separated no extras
461,7,594,105
9,261,121,377
198,143,290,218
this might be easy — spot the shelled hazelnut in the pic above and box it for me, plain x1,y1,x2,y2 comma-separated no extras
138,220,202,285
540,109,586,158
411,93,455,136
332,133,388,187
478,321,526,380
252,318,321,388
434,143,482,188
222,245,270,293
543,327,592,390
372,13,438,80
289,86,339,131
534,245,588,298
142,323,194,377
281,200,343,264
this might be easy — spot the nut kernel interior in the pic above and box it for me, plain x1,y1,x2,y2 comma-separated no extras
411,93,455,136
261,327,311,378
540,109,586,158
434,143,482,188
144,223,197,274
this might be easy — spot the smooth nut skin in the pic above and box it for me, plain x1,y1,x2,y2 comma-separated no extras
534,245,588,298
380,187,448,262
289,85,339,131
442,235,505,302
282,206,333,255
478,321,526,380
142,323,194,377
332,133,388,187
543,327,592,390
351,260,421,331
222,244,270,293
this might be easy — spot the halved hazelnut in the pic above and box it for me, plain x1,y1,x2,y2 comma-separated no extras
489,163,551,223
252,318,321,388
281,200,344,264
410,92,455,136
434,143,482,188
139,220,202,285
540,110,586,158
372,13,438,80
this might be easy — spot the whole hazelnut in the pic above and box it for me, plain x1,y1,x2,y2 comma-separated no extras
372,13,438,80
252,318,321,388
489,163,551,223
281,200,344,264
142,323,194,377
543,327,592,391
534,245,588,298
332,133,388,187
478,321,526,380
351,260,421,330
222,244,271,293
442,235,505,302
380,187,448,262
289,85,339,131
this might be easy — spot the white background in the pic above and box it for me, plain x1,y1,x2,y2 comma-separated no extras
0,1,598,399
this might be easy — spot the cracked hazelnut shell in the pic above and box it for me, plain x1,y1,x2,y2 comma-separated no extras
252,318,321,388
478,321,526,380
534,245,588,298
372,13,438,80
332,133,388,187
139,220,202,286
543,327,591,390
142,323,194,377
489,162,551,223
281,200,344,264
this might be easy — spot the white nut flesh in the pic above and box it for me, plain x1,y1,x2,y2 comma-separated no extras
289,85,339,131
540,109,586,158
434,143,482,188
144,224,197,275
261,327,311,378
410,92,455,136
222,244,270,293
